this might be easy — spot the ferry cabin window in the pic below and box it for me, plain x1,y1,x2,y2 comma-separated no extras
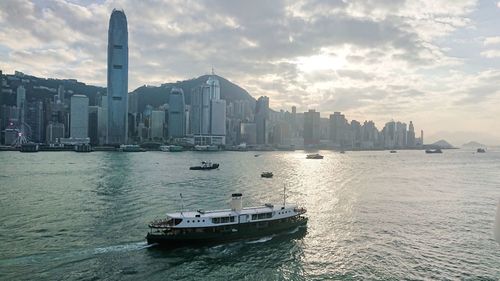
251,212,273,220
212,216,235,224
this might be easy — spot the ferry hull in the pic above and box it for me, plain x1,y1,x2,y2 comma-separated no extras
146,216,307,247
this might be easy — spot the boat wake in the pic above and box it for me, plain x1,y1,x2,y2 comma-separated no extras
0,241,151,266
92,241,153,255
245,235,275,244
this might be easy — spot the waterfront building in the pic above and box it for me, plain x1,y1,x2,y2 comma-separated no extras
329,112,349,147
150,110,165,141
303,109,320,146
210,99,226,136
240,122,257,145
25,100,44,142
70,95,89,139
395,122,407,148
190,74,226,145
168,87,185,138
407,121,416,147
351,120,362,148
107,9,128,145
382,121,396,148
16,85,26,122
255,96,269,145
46,122,65,143
361,120,378,149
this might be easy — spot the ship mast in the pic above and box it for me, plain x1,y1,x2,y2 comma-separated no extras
283,184,286,207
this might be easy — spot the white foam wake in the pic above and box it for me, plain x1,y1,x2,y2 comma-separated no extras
245,235,274,244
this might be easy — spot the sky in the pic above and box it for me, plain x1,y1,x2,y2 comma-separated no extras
0,0,499,145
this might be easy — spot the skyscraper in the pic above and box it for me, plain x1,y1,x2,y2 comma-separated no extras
168,87,185,138
255,96,269,145
303,109,320,145
107,9,128,145
16,85,26,122
190,74,226,145
407,121,416,147
70,95,89,139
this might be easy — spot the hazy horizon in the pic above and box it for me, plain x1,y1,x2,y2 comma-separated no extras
1,0,499,145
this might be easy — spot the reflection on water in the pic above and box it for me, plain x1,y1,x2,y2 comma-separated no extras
0,149,500,280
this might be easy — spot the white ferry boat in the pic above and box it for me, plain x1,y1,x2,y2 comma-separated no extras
160,145,183,152
194,145,219,151
146,193,307,247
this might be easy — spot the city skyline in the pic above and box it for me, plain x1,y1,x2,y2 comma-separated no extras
0,1,499,144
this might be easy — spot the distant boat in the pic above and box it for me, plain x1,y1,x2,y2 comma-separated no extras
339,151,346,154
189,161,219,170
194,145,218,151
160,145,183,152
254,154,260,157
20,143,39,153
390,150,397,153
119,144,145,152
306,153,324,159
477,148,486,153
425,148,442,154
261,172,273,178
74,144,92,152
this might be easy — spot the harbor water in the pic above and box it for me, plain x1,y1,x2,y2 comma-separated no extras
0,149,499,280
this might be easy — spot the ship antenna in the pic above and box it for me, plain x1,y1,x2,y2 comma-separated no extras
283,184,286,207
180,193,184,216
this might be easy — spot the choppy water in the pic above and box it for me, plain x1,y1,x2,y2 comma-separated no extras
0,149,499,280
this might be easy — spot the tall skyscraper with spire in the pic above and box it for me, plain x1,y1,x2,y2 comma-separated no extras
107,9,128,144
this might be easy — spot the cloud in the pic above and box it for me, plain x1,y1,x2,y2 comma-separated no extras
480,49,500,58
0,0,499,143
484,36,500,46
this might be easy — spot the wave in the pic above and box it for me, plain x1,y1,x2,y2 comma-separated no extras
245,235,275,244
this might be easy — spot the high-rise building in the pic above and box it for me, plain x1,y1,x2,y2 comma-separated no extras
240,122,257,145
107,9,128,145
46,122,65,143
150,110,165,140
255,96,269,145
303,109,320,145
210,99,226,136
25,100,44,142
382,121,396,148
191,85,210,135
407,121,416,147
70,95,89,139
191,75,226,145
395,122,407,148
329,112,349,147
16,85,26,123
168,87,185,138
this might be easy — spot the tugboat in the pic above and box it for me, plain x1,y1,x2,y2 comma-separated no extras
306,153,324,159
425,148,442,154
477,148,486,153
189,161,220,170
146,192,308,247
389,150,397,153
261,172,273,178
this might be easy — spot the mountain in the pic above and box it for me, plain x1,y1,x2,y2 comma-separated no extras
462,141,486,148
1,72,105,106
431,139,455,149
132,75,256,113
